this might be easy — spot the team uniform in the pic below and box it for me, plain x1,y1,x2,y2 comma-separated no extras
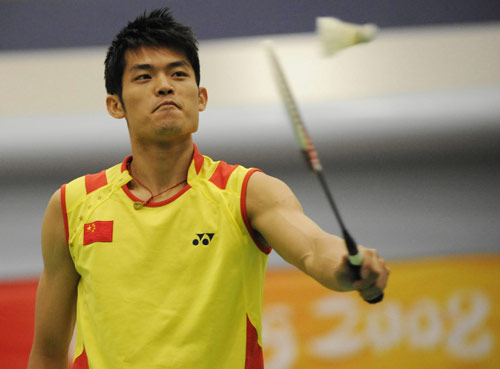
62,145,271,369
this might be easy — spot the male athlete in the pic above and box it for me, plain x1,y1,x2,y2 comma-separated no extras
28,8,389,369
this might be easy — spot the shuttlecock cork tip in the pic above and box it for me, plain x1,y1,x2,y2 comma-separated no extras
358,23,378,42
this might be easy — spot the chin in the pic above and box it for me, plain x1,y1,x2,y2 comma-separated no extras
151,119,198,137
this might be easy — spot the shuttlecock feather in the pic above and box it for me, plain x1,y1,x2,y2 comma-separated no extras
317,17,378,56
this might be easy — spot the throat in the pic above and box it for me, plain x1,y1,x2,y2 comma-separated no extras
126,159,187,206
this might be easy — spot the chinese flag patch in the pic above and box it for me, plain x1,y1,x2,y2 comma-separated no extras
83,221,114,245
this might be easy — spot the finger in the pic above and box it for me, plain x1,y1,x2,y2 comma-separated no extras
354,265,380,290
360,252,388,287
355,256,390,296
361,266,380,285
374,258,389,290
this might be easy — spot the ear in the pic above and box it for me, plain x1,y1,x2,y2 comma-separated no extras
198,87,208,112
106,95,126,119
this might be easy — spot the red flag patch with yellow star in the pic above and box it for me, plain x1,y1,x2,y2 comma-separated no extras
83,221,114,245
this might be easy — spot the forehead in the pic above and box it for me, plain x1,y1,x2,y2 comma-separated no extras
124,46,191,70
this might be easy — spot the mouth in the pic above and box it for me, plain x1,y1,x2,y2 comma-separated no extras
153,100,180,112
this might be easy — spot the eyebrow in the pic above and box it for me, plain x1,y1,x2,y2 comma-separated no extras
129,60,190,72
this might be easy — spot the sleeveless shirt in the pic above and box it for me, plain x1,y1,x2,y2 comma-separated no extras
62,145,270,369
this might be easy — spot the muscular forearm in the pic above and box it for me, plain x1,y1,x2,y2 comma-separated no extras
304,233,389,303
303,233,353,292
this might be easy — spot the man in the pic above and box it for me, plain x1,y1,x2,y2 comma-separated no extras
28,8,389,369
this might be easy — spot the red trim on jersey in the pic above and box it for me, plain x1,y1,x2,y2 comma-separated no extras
193,144,204,174
241,169,272,254
245,315,264,369
85,170,108,194
120,154,192,207
121,155,133,172
209,161,238,190
73,347,89,369
60,184,70,246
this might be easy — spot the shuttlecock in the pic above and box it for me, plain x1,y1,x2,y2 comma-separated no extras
317,17,378,56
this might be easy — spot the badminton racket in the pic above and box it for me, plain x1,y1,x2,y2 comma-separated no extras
264,41,383,304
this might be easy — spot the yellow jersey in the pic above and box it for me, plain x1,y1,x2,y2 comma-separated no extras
63,145,270,369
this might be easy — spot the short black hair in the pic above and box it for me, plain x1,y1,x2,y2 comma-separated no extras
104,8,200,98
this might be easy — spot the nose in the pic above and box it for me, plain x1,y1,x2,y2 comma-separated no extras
155,74,174,96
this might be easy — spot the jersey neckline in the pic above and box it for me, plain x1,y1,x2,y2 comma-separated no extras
119,144,204,207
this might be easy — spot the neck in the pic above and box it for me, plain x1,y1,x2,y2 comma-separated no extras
127,136,193,200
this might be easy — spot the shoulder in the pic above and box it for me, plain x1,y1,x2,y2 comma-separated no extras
41,188,70,261
46,188,63,213
63,161,125,204
247,171,288,194
246,171,303,219
67,161,124,192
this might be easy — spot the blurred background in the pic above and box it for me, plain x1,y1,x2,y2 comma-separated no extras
1,0,499,368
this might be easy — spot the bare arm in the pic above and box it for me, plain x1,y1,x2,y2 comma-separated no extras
247,172,388,301
28,189,80,369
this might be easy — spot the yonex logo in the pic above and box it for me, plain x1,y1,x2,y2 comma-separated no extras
192,233,215,246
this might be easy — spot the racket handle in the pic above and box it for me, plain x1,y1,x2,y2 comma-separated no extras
367,293,384,304
347,255,362,280
347,259,384,304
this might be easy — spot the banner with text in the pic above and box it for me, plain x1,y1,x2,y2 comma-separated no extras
262,254,500,369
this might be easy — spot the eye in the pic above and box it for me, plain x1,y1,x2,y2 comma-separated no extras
134,74,151,81
172,71,188,78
